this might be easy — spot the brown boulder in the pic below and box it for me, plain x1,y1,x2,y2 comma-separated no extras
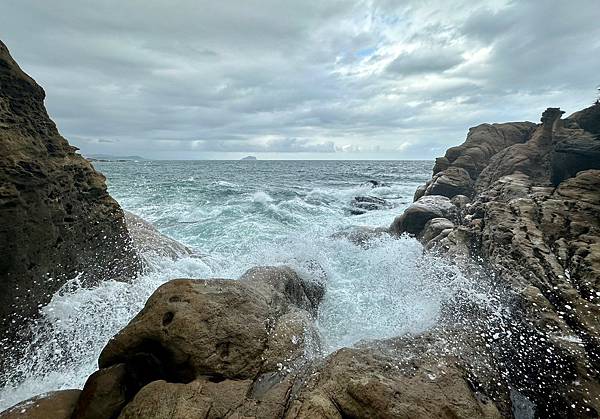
0,390,81,419
73,266,324,418
390,195,457,236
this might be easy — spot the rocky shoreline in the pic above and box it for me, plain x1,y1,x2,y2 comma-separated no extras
1,36,600,418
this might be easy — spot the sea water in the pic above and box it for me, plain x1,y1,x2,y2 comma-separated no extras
0,160,492,409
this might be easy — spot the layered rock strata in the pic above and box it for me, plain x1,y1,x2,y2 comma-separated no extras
392,104,600,417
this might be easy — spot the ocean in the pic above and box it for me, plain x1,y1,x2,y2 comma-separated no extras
0,160,486,409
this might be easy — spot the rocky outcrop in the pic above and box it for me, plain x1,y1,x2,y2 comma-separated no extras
416,122,537,202
393,104,600,417
0,41,141,341
4,262,506,418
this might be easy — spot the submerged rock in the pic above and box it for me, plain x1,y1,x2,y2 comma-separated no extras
361,179,387,188
0,41,140,341
350,195,391,214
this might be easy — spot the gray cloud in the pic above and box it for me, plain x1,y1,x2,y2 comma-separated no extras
0,0,599,159
386,48,464,75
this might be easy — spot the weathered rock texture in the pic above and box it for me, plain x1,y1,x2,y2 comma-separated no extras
393,104,600,417
0,41,140,340
0,390,81,419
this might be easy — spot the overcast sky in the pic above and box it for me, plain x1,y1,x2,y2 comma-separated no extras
1,0,599,160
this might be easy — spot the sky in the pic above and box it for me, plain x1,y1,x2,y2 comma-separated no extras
1,0,599,160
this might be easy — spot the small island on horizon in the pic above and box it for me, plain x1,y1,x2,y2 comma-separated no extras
240,155,257,161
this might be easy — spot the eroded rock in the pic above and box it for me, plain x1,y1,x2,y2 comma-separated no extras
0,40,141,341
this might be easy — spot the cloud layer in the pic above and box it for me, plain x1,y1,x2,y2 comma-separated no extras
1,0,599,159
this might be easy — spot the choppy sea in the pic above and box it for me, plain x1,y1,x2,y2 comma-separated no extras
1,160,496,409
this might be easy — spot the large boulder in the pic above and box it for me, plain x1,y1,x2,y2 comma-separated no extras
0,41,140,340
71,266,324,418
390,195,456,236
420,166,474,199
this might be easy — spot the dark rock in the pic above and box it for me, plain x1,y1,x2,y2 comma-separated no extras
0,390,81,419
451,194,471,209
0,41,141,342
350,195,391,214
361,179,386,188
550,104,600,185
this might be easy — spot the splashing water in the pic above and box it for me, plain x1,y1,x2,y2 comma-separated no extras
0,160,504,410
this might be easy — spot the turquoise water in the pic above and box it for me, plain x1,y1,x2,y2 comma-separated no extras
1,160,489,409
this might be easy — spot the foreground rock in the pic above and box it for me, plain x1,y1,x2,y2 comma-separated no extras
68,266,323,419
5,264,506,418
0,390,81,419
0,41,140,342
393,103,600,417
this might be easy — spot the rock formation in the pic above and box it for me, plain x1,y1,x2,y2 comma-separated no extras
3,35,600,419
0,41,141,343
392,103,600,417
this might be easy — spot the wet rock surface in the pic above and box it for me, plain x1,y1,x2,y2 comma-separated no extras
394,104,600,417
0,390,81,419
0,41,140,344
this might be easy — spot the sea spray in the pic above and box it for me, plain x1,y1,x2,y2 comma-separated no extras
0,160,509,410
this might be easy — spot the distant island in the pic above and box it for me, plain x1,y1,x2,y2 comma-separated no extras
240,155,257,161
84,154,147,162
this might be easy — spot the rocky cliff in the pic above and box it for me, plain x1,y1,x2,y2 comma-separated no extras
0,41,141,342
392,103,600,417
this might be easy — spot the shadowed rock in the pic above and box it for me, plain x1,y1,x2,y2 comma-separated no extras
0,41,140,342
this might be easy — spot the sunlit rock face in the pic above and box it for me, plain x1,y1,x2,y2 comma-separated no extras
0,40,141,341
